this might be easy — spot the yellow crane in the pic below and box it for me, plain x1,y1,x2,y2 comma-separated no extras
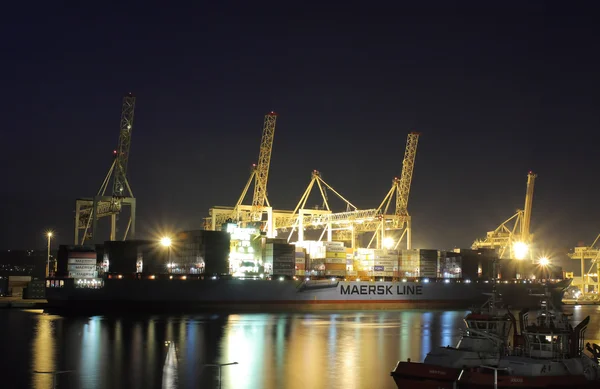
472,171,537,259
358,132,420,250
205,112,278,236
569,234,600,295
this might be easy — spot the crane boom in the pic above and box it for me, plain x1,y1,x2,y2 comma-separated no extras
251,112,277,220
112,93,136,197
396,132,420,217
521,171,537,242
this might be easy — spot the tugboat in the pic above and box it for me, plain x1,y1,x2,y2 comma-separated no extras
391,267,517,389
457,288,600,388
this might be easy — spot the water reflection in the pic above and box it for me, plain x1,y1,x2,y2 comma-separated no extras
32,314,59,389
9,307,599,389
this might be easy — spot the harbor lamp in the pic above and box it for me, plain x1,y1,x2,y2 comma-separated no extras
202,362,239,389
513,241,529,260
383,237,395,250
46,231,53,277
161,237,173,273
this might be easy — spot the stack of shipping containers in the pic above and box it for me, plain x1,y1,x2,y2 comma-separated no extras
355,248,373,279
294,246,306,276
453,248,497,280
399,249,420,277
418,249,438,278
265,242,295,278
57,245,98,278
438,251,462,278
373,249,397,278
324,242,346,278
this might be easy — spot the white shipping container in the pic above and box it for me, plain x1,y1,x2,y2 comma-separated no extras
325,246,345,253
375,255,397,260
373,271,394,277
323,241,344,248
67,257,97,265
69,271,98,278
374,260,397,267
325,270,346,276
295,258,306,264
346,270,357,276
357,248,374,255
325,258,346,264
67,264,97,272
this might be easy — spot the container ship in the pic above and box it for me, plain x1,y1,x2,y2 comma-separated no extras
45,230,570,312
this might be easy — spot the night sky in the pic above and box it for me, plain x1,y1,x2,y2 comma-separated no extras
2,2,599,265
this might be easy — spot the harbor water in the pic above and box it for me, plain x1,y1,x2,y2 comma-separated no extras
0,307,599,389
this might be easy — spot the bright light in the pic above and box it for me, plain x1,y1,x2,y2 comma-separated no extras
513,242,529,260
539,257,550,266
160,237,172,247
46,231,53,238
383,237,394,249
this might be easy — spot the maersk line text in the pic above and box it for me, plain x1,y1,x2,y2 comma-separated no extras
340,284,423,295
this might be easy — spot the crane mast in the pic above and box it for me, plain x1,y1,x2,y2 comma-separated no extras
251,112,277,221
112,93,136,197
521,171,536,242
74,93,137,244
395,132,420,219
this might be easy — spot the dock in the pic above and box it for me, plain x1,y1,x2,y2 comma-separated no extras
0,297,48,309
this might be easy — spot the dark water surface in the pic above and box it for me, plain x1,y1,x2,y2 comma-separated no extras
1,307,599,389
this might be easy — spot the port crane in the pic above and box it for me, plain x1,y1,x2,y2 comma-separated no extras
205,112,278,236
74,93,137,244
472,171,537,259
359,132,420,250
569,235,600,295
271,170,379,246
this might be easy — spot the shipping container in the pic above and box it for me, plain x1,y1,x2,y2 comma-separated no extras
323,241,344,248
23,280,46,299
325,251,346,258
324,263,346,271
67,264,97,272
325,270,345,276
69,271,98,278
325,258,346,264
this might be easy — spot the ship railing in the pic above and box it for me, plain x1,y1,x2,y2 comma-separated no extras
460,328,506,349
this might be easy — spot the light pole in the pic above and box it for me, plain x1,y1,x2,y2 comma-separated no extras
46,231,53,278
161,237,172,274
202,362,238,389
34,370,74,389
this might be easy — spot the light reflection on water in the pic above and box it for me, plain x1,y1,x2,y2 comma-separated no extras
0,306,598,389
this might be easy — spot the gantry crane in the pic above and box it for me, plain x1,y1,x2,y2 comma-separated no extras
362,132,420,249
74,93,137,244
569,234,600,295
272,170,379,247
205,112,278,236
472,171,537,259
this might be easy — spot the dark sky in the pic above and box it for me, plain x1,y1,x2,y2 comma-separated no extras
2,1,600,260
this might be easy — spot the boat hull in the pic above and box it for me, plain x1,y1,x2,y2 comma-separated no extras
45,278,570,313
391,361,460,389
458,371,598,388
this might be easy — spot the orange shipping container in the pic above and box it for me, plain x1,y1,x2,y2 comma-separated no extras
295,264,305,270
325,263,345,271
